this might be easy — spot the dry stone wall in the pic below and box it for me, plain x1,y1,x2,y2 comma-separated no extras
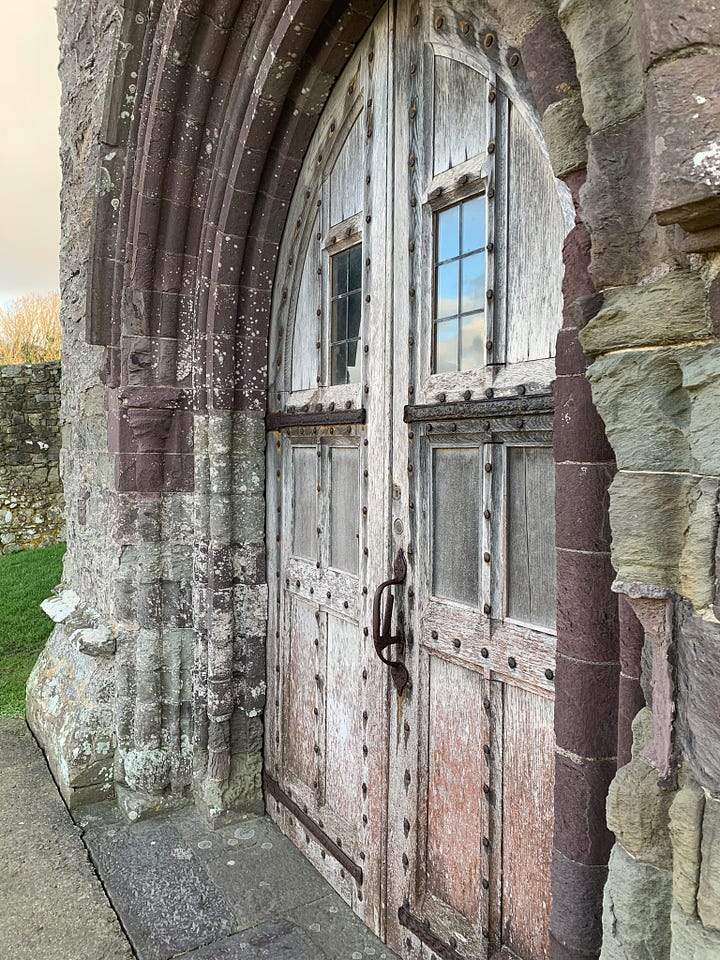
0,361,64,554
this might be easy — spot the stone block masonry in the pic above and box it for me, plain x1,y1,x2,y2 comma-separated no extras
0,361,65,554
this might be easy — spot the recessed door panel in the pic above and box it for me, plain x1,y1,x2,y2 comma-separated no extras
325,613,364,825
283,596,319,786
501,685,555,960
426,656,487,921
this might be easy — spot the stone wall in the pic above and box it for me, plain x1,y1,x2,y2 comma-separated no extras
26,0,129,811
549,2,720,958
0,361,64,554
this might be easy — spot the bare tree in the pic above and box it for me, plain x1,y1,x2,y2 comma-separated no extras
0,292,61,364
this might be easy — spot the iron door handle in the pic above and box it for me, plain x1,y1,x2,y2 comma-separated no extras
372,549,409,694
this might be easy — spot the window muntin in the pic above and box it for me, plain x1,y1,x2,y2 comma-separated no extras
432,195,487,374
330,244,363,385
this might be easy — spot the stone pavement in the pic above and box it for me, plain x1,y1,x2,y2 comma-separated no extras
1,718,397,960
0,717,132,960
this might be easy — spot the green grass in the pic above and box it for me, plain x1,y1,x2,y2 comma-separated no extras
0,543,66,717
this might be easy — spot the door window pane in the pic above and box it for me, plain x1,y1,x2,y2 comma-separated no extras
435,319,459,374
461,195,486,253
437,262,459,319
433,195,487,373
460,313,484,370
506,446,556,629
437,205,460,262
330,244,363,385
461,253,485,314
331,342,347,385
432,447,480,606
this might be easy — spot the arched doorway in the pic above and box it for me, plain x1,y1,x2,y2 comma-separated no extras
265,1,572,956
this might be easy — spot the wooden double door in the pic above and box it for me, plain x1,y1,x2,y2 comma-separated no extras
266,3,570,957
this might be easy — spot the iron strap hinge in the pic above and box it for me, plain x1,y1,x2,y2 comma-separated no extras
398,904,467,960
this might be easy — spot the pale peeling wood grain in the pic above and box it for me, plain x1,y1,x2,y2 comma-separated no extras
329,113,366,227
283,597,319,786
325,613,364,826
506,106,564,364
433,56,488,176
426,655,487,921
291,214,320,392
501,685,555,960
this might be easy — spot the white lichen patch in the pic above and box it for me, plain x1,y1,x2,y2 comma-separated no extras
693,141,720,183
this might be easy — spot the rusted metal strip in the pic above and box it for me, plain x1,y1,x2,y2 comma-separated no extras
397,905,467,960
266,407,366,430
263,774,363,885
404,393,553,423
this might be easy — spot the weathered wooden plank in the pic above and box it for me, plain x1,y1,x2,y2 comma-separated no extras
506,104,564,363
329,444,360,574
501,685,555,960
431,445,481,606
283,597,319,786
329,112,366,227
426,655,487,920
291,445,317,561
324,613,364,825
291,214,321,392
433,56,488,176
506,445,556,630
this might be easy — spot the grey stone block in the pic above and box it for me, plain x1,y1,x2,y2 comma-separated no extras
83,819,237,959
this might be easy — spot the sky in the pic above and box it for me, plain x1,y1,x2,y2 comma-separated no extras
0,2,62,306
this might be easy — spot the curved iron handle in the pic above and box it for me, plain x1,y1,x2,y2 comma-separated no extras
372,549,409,693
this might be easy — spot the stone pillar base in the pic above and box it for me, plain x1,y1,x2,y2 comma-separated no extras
115,783,191,822
26,622,115,808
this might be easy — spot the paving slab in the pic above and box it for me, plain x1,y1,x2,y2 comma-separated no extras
80,801,398,960
0,716,399,960
0,718,133,960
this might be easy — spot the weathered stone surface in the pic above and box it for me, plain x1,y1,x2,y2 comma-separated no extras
678,344,720,477
551,849,607,953
600,843,672,960
699,797,720,930
633,0,720,69
84,819,237,959
631,707,656,761
0,361,65,554
606,756,673,866
555,753,616,864
0,718,133,960
42,588,81,623
669,775,705,917
582,115,676,289
195,749,264,826
559,0,644,132
608,473,717,607
677,612,720,795
542,93,588,178
521,15,579,114
648,55,720,232
671,904,720,960
589,339,720,477
26,624,116,807
580,272,711,355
